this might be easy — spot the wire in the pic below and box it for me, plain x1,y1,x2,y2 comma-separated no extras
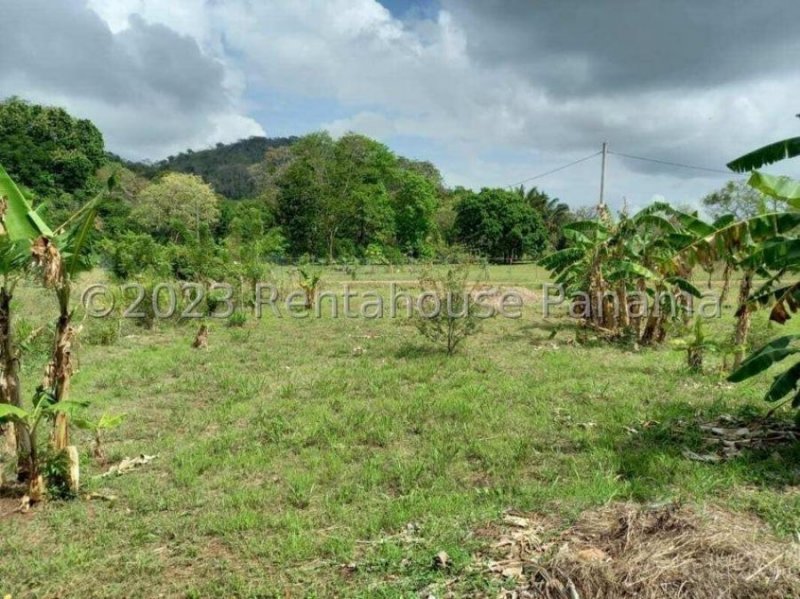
608,150,731,175
506,151,602,189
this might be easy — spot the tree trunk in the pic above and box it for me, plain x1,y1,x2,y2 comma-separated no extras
719,262,732,306
0,288,31,481
640,287,665,346
617,283,629,329
49,288,74,451
732,270,754,370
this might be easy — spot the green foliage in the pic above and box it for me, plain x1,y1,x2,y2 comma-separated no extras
0,163,53,240
133,173,220,242
99,232,169,279
722,133,800,412
0,393,88,488
539,204,706,343
227,310,248,328
0,98,105,197
747,172,800,205
454,187,547,263
414,266,484,355
519,186,573,250
131,136,297,200
393,170,438,257
702,180,768,220
671,318,719,373
727,137,800,172
297,267,322,310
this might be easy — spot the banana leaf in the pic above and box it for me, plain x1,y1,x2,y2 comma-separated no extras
0,164,53,240
727,137,800,172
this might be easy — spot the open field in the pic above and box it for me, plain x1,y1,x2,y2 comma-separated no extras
2,265,800,598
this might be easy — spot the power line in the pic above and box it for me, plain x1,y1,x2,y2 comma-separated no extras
506,151,602,189
608,150,732,175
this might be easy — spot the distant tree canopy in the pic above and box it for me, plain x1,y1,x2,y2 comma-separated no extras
0,99,574,269
273,132,441,260
518,186,573,250
132,173,220,243
454,187,548,263
131,136,297,200
0,97,106,197
702,180,767,220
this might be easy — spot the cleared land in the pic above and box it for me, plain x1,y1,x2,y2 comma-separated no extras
2,265,799,598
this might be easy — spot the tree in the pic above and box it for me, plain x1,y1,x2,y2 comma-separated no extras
0,164,52,482
455,188,547,263
393,170,438,257
276,133,334,257
702,180,767,220
520,186,573,250
0,98,105,197
132,173,220,242
332,134,397,258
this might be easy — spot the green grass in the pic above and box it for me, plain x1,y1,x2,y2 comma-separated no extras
2,265,799,598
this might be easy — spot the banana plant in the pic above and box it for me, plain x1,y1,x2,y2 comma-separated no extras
725,135,800,413
0,164,52,482
539,204,702,343
33,191,104,451
74,412,124,463
0,395,86,501
297,267,322,310
670,317,720,373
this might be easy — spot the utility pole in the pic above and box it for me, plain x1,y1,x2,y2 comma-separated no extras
599,141,608,208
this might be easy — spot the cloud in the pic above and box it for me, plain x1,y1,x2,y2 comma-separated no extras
4,0,799,207
0,0,263,160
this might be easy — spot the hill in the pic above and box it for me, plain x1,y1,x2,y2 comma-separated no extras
126,136,297,199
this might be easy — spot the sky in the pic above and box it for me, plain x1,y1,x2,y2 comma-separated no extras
1,0,799,211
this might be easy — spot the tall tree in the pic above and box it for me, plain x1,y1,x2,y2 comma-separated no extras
702,180,767,220
455,188,547,263
393,170,438,257
522,186,572,249
132,173,220,242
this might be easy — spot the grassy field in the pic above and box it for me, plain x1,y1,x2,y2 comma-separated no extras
2,265,799,598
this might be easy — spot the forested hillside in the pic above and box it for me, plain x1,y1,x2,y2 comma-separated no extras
125,136,297,200
0,98,572,279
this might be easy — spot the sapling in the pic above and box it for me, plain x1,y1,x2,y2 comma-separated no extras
671,318,719,374
0,393,86,501
414,266,485,355
74,412,124,463
298,267,322,310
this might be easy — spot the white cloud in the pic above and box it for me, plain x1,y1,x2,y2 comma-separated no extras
7,0,799,206
0,0,263,160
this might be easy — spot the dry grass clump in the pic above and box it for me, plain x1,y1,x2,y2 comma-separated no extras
486,503,800,599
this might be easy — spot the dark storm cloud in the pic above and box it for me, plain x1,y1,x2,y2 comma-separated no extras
0,0,225,110
0,0,264,159
440,0,800,97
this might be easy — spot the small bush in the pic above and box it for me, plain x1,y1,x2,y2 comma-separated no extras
414,265,485,355
84,318,121,346
227,311,248,328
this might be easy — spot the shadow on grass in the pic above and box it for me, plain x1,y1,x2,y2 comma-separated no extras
607,400,800,501
496,319,583,345
395,343,448,359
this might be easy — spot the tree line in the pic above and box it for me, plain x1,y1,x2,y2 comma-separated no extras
0,98,578,279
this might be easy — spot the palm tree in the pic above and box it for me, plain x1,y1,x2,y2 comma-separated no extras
522,186,572,249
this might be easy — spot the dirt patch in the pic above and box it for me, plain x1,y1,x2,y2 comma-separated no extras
472,286,540,312
477,502,800,598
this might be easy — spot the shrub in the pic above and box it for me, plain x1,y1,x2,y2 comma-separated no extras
227,310,248,328
414,266,485,355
